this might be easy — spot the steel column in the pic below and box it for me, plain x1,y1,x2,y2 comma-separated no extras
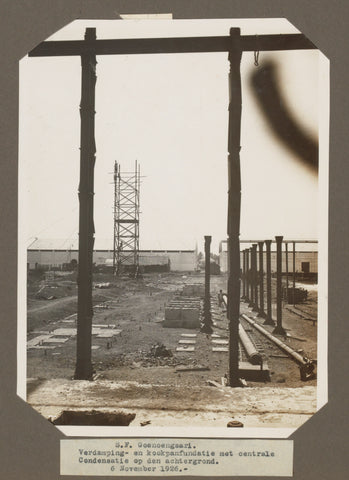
74,28,97,380
202,235,213,334
258,241,265,317
245,248,250,302
249,246,254,307
242,249,246,299
227,28,242,387
245,248,249,300
293,241,296,306
285,241,289,300
252,244,259,312
273,236,286,335
264,240,274,325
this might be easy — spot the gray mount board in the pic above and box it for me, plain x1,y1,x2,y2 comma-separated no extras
0,2,347,480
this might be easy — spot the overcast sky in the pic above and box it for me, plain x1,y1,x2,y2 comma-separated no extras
19,19,321,253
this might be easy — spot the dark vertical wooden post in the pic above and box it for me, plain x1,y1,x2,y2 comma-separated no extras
242,249,246,299
293,241,296,306
245,248,250,303
252,244,259,311
249,246,254,307
227,28,242,387
285,242,289,302
74,28,97,380
244,249,248,299
264,240,274,325
258,241,265,317
273,236,286,335
202,235,213,334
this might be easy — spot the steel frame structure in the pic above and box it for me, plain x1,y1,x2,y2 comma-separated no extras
29,27,316,383
113,160,140,275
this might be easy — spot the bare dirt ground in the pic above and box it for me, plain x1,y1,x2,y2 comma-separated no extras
27,271,317,386
25,270,318,427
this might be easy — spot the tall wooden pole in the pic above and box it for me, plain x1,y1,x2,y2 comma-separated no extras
273,236,286,335
293,241,296,306
227,28,242,387
249,246,254,307
242,249,246,299
258,241,265,317
264,240,274,325
202,235,213,334
252,244,259,312
74,28,97,380
245,248,250,302
285,241,289,301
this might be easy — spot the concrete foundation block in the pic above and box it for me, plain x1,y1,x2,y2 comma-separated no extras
165,308,182,320
182,308,199,321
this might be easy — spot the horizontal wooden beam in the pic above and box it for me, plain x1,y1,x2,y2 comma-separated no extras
242,33,316,52
221,239,318,244
28,33,316,57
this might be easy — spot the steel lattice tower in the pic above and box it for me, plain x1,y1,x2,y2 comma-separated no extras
113,160,140,275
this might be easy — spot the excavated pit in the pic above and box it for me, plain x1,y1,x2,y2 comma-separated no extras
52,410,136,426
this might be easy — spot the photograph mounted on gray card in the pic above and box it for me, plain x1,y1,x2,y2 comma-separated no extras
18,18,329,437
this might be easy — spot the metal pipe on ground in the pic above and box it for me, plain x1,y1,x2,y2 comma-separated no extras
241,313,316,380
221,294,262,366
221,295,262,366
238,323,263,365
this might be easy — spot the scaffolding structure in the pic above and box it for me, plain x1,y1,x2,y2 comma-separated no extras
113,160,141,275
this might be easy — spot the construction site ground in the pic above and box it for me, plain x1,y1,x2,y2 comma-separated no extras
26,270,318,430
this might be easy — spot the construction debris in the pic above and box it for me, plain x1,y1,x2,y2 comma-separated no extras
150,343,173,358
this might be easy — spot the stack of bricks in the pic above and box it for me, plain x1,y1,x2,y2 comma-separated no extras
163,296,201,328
181,284,205,297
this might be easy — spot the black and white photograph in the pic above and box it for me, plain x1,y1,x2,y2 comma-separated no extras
18,18,328,437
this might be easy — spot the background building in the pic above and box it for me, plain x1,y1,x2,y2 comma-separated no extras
219,240,318,275
27,239,197,272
